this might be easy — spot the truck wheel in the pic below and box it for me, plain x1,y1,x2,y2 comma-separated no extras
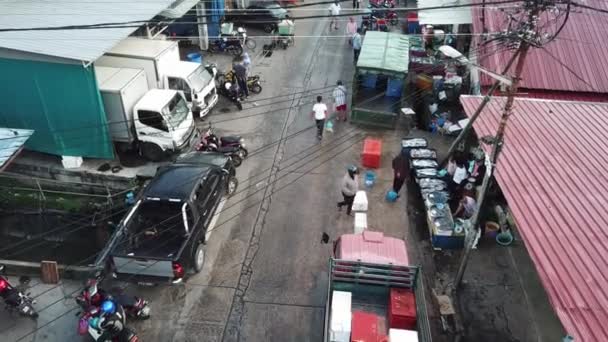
227,176,238,197
140,142,164,162
192,244,205,273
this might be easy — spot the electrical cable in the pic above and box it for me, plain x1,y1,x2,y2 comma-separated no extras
0,0,523,32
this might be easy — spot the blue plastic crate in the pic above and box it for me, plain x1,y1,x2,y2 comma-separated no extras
362,74,377,88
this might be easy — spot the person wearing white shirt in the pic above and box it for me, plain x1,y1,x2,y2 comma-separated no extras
311,95,328,140
328,1,341,30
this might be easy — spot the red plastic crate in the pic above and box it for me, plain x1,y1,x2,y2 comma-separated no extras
362,138,382,169
388,288,417,330
351,311,380,342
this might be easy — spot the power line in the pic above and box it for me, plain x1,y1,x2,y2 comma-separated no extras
0,0,522,32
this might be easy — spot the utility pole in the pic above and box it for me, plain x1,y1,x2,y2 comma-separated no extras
453,0,557,289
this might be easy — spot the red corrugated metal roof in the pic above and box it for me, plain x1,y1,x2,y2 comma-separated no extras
471,0,608,95
338,231,410,266
460,95,608,342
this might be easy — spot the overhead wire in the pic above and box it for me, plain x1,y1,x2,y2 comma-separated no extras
0,0,523,32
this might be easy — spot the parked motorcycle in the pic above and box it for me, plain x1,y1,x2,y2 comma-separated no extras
195,124,248,167
217,69,263,94
76,278,150,320
78,305,139,342
209,36,244,55
0,265,38,319
221,25,256,50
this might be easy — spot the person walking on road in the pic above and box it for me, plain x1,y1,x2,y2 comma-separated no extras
353,0,361,9
311,95,328,140
333,81,348,122
328,1,341,30
233,57,249,98
352,28,362,64
392,150,410,196
337,165,359,215
346,17,358,45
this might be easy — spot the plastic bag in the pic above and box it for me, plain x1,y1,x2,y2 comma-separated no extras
325,120,334,133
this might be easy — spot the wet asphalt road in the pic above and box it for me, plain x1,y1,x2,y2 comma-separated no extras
130,9,360,341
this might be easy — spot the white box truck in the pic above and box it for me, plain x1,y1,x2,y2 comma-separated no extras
95,66,198,161
96,38,218,118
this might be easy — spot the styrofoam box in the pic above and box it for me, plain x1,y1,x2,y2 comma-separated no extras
354,212,368,234
330,291,352,342
352,191,368,212
389,328,419,342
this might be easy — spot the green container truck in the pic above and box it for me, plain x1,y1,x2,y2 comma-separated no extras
351,32,410,128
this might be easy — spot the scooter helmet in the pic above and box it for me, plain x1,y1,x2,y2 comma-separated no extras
225,82,232,90
237,27,245,33
347,165,358,174
0,278,8,291
100,300,116,315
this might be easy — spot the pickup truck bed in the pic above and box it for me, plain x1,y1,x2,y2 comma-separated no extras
323,259,432,342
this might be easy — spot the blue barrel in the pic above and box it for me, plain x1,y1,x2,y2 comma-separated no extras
187,52,202,64
386,78,403,97
362,74,377,88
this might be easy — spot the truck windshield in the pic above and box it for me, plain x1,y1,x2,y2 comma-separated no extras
164,93,189,129
188,67,213,93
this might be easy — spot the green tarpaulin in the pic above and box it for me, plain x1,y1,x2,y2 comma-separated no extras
356,31,409,76
0,58,113,159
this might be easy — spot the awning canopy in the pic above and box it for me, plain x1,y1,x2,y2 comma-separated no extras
417,0,472,25
0,128,34,171
356,31,409,76
460,96,608,342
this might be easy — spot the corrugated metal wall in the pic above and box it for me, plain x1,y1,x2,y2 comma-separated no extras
0,58,114,159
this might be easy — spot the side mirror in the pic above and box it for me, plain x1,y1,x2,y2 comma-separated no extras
0,264,5,273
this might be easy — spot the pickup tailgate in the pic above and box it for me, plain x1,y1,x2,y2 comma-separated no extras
113,255,174,279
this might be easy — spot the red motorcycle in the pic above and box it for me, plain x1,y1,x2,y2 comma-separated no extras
76,278,150,320
195,124,248,167
0,265,38,319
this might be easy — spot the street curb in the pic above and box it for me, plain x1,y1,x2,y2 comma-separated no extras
0,259,97,281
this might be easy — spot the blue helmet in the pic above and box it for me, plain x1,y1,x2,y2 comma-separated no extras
100,300,115,315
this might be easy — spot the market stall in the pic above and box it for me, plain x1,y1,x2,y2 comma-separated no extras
351,31,410,128
403,138,468,250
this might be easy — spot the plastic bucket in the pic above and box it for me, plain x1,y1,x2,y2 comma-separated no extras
496,230,514,246
187,53,202,64
385,190,398,202
485,221,500,238
364,170,376,187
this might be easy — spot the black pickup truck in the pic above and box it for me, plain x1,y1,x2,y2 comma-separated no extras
100,164,227,284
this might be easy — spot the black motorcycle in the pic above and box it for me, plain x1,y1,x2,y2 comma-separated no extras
0,265,38,319
209,36,243,55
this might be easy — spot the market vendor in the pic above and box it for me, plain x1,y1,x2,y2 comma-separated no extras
453,194,477,219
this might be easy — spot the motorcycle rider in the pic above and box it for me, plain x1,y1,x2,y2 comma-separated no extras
92,300,126,341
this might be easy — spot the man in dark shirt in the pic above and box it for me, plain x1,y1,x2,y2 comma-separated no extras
392,150,410,196
232,59,249,98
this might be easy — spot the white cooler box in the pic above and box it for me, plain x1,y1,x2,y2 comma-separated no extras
389,328,419,342
354,212,367,234
330,291,352,342
352,191,368,212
